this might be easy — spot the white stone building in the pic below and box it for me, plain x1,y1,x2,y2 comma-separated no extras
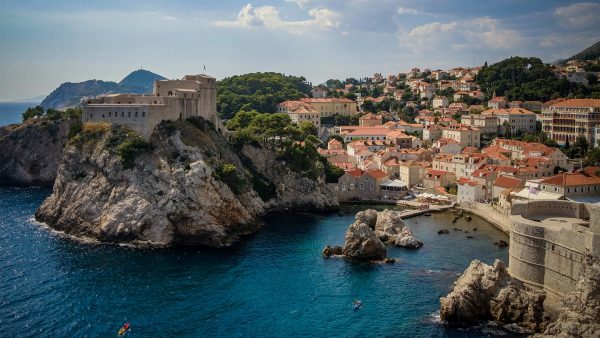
82,74,217,139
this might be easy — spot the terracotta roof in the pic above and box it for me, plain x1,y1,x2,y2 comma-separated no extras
347,169,364,177
301,98,355,104
550,99,600,108
360,113,382,120
347,128,390,136
367,169,389,179
481,108,536,115
489,96,506,102
540,173,600,186
386,130,411,139
328,138,342,145
457,177,479,186
494,175,523,189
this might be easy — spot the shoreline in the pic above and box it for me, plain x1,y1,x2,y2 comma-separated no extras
455,202,511,235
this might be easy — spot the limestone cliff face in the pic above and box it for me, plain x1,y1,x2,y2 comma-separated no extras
536,256,600,338
440,259,546,332
0,119,74,185
241,145,338,212
35,119,338,247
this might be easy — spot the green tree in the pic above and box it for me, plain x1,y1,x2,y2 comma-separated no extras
217,72,310,119
574,135,589,157
226,110,259,131
22,106,44,121
298,121,318,138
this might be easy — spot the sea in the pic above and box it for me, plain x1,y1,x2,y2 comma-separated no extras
0,101,41,127
0,186,516,337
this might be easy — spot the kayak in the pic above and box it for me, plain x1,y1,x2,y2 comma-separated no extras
118,323,130,336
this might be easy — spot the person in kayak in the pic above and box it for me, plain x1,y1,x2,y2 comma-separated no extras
118,322,130,336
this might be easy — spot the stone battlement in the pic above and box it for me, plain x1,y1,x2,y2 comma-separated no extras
508,200,600,313
81,74,217,139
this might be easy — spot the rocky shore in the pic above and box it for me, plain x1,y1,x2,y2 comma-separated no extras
35,118,338,247
440,256,600,337
323,208,423,262
0,118,76,185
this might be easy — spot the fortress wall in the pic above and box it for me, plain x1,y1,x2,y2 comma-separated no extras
508,200,598,312
511,200,586,219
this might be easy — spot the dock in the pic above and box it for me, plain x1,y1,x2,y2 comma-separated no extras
395,202,454,219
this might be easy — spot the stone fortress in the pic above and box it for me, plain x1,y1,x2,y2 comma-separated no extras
81,74,217,138
508,200,600,314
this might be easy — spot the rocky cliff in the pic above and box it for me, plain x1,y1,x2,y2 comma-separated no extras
536,255,600,337
440,259,547,332
35,118,338,247
0,118,75,185
441,256,600,336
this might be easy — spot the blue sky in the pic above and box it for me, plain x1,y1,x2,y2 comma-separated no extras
0,0,599,101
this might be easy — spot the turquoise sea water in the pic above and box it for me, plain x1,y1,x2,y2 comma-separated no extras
0,101,40,126
0,187,512,337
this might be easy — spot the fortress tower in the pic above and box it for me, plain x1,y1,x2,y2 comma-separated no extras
81,74,217,138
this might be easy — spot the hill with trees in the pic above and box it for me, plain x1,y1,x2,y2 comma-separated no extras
567,40,600,61
476,56,598,101
216,72,311,119
40,69,166,109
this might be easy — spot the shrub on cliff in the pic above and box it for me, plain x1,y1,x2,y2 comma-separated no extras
214,163,247,194
116,137,153,169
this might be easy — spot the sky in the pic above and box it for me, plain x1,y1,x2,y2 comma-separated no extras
0,0,599,101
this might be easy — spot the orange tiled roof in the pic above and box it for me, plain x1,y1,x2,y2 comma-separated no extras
549,99,600,108
367,169,389,179
540,172,600,186
494,175,523,189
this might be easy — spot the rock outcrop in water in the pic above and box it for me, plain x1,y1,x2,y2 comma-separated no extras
0,118,75,185
324,208,423,262
35,118,338,247
440,259,547,332
342,221,387,261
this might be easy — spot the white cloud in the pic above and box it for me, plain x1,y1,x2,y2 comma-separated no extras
397,6,419,15
215,3,340,34
398,17,523,52
554,2,600,29
285,0,312,9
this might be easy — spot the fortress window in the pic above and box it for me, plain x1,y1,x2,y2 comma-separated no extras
135,112,138,117
142,112,145,117
121,112,124,117
90,113,93,118
128,112,131,117
108,112,111,117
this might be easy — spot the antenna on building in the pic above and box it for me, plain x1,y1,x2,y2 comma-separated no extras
203,64,206,75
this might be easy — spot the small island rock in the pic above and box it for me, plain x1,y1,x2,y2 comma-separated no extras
342,221,386,261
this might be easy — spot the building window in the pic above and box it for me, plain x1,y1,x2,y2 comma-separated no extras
128,112,131,117
108,112,111,117
121,112,124,117
142,112,145,117
135,111,138,118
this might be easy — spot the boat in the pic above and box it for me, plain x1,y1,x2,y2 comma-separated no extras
353,299,363,310
118,322,130,336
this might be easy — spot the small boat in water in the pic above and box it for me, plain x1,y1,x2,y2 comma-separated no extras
118,322,130,336
353,299,363,310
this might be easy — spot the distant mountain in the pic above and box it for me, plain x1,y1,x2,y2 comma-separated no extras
566,41,600,62
40,69,166,109
119,69,166,93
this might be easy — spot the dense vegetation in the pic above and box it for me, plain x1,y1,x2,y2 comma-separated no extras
476,57,599,100
226,110,342,182
217,72,311,119
22,106,82,122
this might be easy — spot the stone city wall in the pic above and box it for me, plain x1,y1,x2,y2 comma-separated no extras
508,200,599,313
